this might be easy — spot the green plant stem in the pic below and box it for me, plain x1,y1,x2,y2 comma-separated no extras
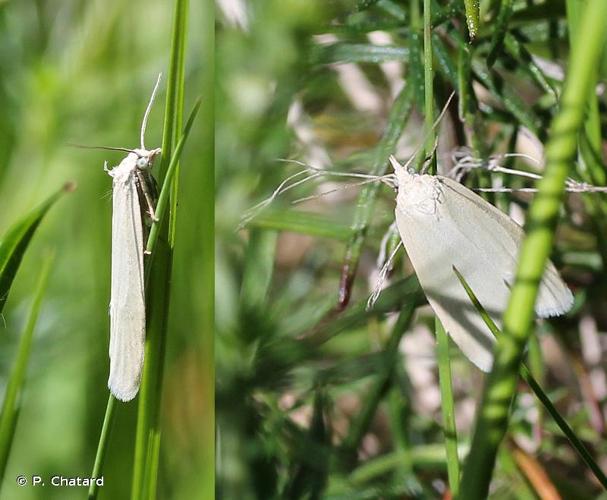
88,395,116,500
435,320,460,496
423,0,434,163
463,0,480,40
462,8,607,483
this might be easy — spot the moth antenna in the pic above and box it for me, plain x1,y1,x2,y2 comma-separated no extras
452,148,607,193
396,91,456,175
68,144,136,154
367,239,403,311
291,176,395,205
240,159,396,229
140,73,162,150
238,169,321,230
501,152,541,166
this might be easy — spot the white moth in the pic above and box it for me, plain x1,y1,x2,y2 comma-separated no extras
390,156,573,371
105,76,162,401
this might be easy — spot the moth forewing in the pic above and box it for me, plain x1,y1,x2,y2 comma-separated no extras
391,157,573,372
105,146,161,402
107,153,147,401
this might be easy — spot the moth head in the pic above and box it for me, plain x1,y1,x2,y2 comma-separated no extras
134,148,162,170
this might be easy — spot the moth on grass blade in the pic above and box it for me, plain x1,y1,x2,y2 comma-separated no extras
100,74,162,402
242,148,580,373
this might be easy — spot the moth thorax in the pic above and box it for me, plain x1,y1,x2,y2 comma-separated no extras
396,174,443,217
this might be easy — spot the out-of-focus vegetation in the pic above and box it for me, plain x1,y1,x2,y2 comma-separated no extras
0,1,213,499
216,0,607,498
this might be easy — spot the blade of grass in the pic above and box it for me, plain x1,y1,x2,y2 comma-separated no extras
435,319,460,496
0,252,54,485
88,395,116,500
145,97,201,257
131,0,189,497
487,0,513,66
0,183,73,314
424,4,460,493
337,79,414,308
249,210,353,242
240,230,277,311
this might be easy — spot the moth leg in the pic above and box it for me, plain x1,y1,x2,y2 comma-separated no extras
136,170,159,222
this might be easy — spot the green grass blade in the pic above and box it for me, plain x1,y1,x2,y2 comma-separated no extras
435,319,460,496
249,210,353,241
0,183,73,314
0,252,54,485
145,98,201,256
240,230,277,311
131,0,189,498
88,395,116,500
337,83,414,307
487,0,513,66
340,302,415,464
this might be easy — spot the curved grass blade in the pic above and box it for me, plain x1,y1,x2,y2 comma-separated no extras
339,302,415,465
0,183,74,314
145,97,201,258
0,253,54,486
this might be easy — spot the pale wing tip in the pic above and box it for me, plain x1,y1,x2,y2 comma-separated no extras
388,155,401,171
536,286,574,318
108,378,140,402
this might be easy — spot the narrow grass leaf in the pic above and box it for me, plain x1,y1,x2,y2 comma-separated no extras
0,183,73,314
145,97,201,257
0,252,54,485
88,395,116,500
340,302,415,465
250,210,353,241
337,83,414,307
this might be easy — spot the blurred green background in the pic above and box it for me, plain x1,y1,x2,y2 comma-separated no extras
0,0,213,499
216,0,607,498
